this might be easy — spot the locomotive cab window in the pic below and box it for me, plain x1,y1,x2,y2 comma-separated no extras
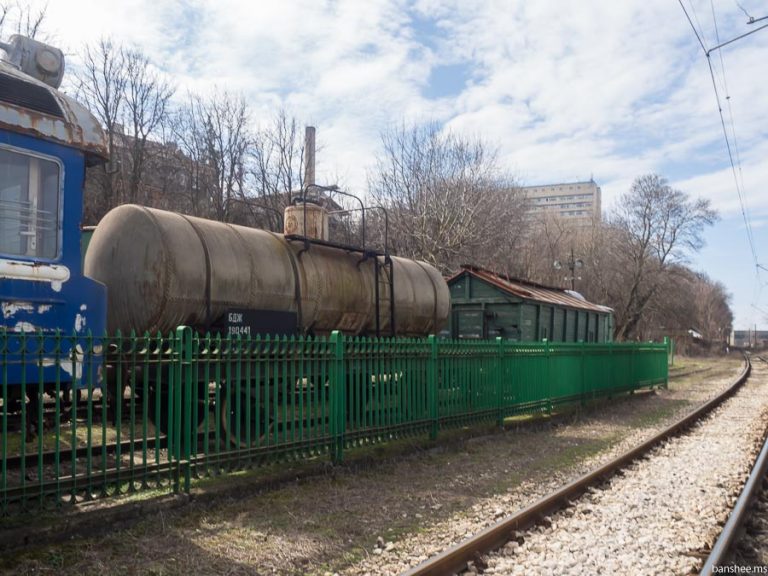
0,148,60,260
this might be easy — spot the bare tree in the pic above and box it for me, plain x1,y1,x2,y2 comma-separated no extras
690,273,733,343
511,213,576,286
245,110,305,230
369,122,528,273
173,90,251,221
606,174,717,340
0,2,47,39
77,38,126,220
121,48,175,205
171,102,215,217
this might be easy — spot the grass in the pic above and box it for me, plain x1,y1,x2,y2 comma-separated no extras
533,436,618,472
627,399,689,428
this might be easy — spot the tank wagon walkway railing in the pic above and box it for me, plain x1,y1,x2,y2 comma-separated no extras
0,329,669,514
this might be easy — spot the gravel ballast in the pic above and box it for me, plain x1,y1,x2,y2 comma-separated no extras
479,360,768,575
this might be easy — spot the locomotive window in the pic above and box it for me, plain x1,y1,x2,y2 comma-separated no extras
0,148,60,259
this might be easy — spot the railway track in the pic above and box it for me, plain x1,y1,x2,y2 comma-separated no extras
403,355,760,576
699,355,768,574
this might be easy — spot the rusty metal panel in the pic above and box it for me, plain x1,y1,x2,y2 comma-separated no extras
283,203,329,240
0,62,108,161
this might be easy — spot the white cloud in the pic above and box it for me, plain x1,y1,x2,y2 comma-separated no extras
6,0,768,325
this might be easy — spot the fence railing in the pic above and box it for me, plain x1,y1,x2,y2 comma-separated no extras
0,328,669,514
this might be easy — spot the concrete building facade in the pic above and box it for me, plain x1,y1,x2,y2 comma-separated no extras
523,180,602,222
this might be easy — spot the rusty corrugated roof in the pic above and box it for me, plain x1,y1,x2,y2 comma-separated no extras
448,265,613,314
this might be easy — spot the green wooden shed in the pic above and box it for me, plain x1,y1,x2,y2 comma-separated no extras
446,266,614,342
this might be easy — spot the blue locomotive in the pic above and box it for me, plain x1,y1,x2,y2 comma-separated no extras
0,35,108,422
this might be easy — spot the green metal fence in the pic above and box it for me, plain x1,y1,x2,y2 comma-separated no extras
0,328,669,514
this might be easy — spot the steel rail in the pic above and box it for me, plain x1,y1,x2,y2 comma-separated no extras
403,356,752,576
700,355,768,573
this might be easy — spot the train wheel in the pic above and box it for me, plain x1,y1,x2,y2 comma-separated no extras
25,384,43,439
104,364,128,425
146,381,208,436
219,384,272,448
62,386,82,405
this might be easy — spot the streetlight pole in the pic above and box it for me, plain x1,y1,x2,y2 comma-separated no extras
554,248,584,291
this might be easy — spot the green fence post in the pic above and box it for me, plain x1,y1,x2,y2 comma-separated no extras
581,340,587,407
172,329,181,493
663,337,670,389
544,338,552,415
179,326,194,492
330,331,345,463
172,326,193,493
496,337,504,428
608,341,616,398
427,335,439,440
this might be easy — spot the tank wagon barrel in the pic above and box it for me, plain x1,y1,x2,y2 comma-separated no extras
84,204,450,337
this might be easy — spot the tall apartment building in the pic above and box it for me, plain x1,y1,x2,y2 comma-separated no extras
522,180,602,223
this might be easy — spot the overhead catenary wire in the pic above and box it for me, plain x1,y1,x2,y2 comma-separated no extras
731,0,768,24
710,0,746,195
677,0,768,325
708,0,758,264
734,0,753,22
677,0,761,273
680,0,709,51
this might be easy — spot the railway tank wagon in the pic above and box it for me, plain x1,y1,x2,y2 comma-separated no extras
84,202,451,437
84,204,450,338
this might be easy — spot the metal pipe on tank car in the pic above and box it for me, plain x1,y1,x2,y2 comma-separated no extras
329,204,390,256
303,184,366,251
322,203,392,337
304,126,315,188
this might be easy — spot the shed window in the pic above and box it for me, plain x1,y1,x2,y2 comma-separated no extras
0,148,60,259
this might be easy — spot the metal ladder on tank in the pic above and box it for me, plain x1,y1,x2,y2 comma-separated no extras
373,254,395,338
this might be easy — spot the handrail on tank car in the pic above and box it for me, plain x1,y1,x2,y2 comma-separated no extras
299,184,366,251
328,204,394,338
290,186,395,337
327,205,390,257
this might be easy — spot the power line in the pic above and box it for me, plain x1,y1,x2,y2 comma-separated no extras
734,0,768,24
677,0,760,273
734,0,753,21
751,304,768,318
679,0,708,51
709,0,758,264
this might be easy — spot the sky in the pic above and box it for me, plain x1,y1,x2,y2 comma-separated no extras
15,0,768,330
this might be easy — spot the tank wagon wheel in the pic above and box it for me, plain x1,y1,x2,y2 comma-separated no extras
62,386,82,405
219,383,273,448
25,383,45,438
104,364,129,425
145,379,209,437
